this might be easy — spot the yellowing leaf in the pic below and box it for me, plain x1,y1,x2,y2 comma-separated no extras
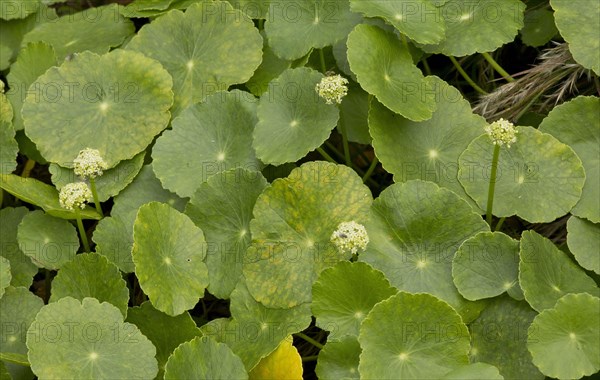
249,337,303,380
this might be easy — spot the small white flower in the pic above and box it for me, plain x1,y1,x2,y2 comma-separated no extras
485,118,518,148
315,74,349,105
73,148,107,178
59,182,92,210
330,221,369,254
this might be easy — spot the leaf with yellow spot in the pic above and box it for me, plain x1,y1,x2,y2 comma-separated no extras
249,337,303,380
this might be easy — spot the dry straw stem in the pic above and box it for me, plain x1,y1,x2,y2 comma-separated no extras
474,43,597,122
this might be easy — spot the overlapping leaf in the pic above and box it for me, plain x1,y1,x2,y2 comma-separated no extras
126,1,262,115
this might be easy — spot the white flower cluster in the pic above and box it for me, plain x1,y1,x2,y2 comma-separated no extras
330,221,369,254
59,182,92,210
73,148,107,178
315,74,349,104
485,118,518,148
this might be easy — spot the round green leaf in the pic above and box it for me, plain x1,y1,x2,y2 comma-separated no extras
567,216,600,275
312,261,396,340
153,90,260,198
126,301,201,378
0,43,11,70
550,0,600,75
458,126,586,223
361,180,488,322
469,295,542,380
520,9,558,47
93,217,134,273
93,165,187,273
347,24,435,121
369,77,487,210
215,280,312,370
17,210,79,269
22,49,173,168
5,42,57,131
442,363,503,379
0,207,36,287
243,161,372,308
452,231,521,301
350,0,445,44
184,168,268,299
528,293,600,379
27,297,158,379
126,1,262,115
164,336,247,380
519,230,599,312
359,292,470,379
0,257,10,298
422,0,526,56
133,202,209,316
0,286,43,380
22,4,134,60
315,335,361,380
0,0,40,20
0,121,18,175
253,67,339,165
50,152,145,202
264,0,361,60
49,253,129,316
539,96,600,222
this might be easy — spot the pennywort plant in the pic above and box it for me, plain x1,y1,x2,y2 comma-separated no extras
0,0,599,379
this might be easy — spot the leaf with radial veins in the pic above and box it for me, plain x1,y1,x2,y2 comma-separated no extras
133,202,209,316
21,49,173,168
315,336,361,380
253,67,339,165
164,337,248,380
243,161,372,308
264,0,361,60
126,1,262,115
152,90,260,198
360,180,488,322
528,293,600,379
350,0,445,44
17,210,79,269
49,253,129,316
312,261,397,340
359,292,471,379
185,168,268,299
459,126,586,223
519,230,599,312
539,96,600,222
369,77,486,211
26,297,158,379
347,24,436,121
452,231,521,301
469,295,543,380
421,0,526,56
22,4,134,60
